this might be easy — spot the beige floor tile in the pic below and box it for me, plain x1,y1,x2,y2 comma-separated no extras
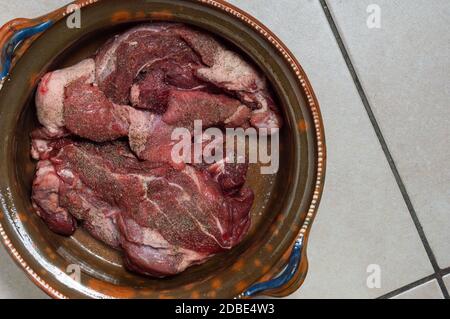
0,245,48,298
444,274,450,292
328,0,450,268
0,0,68,24
392,280,444,299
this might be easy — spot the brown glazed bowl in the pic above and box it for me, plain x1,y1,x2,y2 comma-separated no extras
0,0,326,299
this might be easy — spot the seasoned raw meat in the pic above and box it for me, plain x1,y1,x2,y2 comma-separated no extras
95,23,203,108
162,90,251,129
32,159,76,236
64,79,130,142
179,27,282,130
32,141,252,276
29,22,283,277
59,81,252,167
95,23,281,131
35,59,95,135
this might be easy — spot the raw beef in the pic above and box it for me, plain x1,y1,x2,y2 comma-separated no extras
32,141,253,276
62,80,251,169
95,24,204,109
95,23,281,131
64,79,130,142
162,90,251,130
32,159,77,236
30,23,282,277
35,59,95,136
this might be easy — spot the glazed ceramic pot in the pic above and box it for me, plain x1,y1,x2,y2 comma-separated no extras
0,0,326,299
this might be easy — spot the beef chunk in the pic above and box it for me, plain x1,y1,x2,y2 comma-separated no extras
64,79,130,142
162,90,251,129
95,24,204,109
35,59,95,135
32,160,77,236
130,56,207,113
31,141,253,276
95,23,282,131
176,26,282,131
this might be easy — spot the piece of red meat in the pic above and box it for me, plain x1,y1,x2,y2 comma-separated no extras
95,23,282,131
59,81,253,175
32,160,77,236
35,59,95,136
31,140,253,276
64,79,130,142
162,90,251,130
130,55,208,113
95,23,204,108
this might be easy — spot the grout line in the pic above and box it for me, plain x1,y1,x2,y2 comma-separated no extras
319,0,449,299
440,267,450,277
377,275,436,299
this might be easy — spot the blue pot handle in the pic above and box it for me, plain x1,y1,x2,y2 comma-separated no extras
0,20,53,81
241,236,304,298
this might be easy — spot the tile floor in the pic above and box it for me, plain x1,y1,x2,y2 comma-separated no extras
392,280,443,299
0,0,448,299
444,275,450,291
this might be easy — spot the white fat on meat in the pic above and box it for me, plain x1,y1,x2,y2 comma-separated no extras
35,58,95,134
196,48,265,93
128,108,155,156
195,43,282,131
